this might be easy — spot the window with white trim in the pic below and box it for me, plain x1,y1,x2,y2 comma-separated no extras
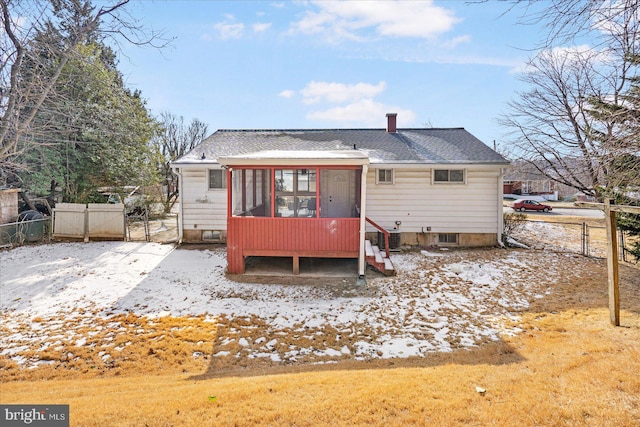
376,169,394,184
209,169,227,189
433,169,465,183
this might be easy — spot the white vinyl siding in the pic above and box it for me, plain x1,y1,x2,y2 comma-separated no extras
181,166,227,230
365,167,501,234
178,165,503,235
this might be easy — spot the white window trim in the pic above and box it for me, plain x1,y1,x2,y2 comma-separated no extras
432,168,466,185
376,168,394,185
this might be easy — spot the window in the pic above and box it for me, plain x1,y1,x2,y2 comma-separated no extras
275,168,317,217
202,230,222,242
209,169,227,189
376,169,394,184
433,169,465,183
231,169,271,217
438,233,458,244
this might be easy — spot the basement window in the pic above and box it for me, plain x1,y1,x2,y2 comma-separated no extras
438,233,458,245
202,230,223,242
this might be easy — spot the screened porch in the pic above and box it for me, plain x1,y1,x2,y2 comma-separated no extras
218,151,370,275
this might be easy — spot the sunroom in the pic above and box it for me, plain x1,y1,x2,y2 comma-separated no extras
218,150,371,276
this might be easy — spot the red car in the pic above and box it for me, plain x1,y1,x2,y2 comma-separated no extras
510,199,553,212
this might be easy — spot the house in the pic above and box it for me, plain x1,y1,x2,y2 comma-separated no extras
504,161,586,201
171,114,510,277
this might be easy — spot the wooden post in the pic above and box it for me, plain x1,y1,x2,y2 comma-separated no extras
604,199,620,326
293,255,300,275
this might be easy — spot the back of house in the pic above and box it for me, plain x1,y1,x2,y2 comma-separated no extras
171,113,510,275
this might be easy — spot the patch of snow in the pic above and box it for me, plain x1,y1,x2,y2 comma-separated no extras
0,242,565,368
506,237,529,249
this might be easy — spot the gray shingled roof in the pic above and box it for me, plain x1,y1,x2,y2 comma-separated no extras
172,128,509,165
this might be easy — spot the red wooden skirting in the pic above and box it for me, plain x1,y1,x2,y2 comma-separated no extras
227,217,360,274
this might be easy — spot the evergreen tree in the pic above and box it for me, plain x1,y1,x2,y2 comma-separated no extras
1,0,168,186
17,39,159,202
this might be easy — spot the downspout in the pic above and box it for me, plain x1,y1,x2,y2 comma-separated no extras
358,164,368,278
497,167,507,247
172,166,184,244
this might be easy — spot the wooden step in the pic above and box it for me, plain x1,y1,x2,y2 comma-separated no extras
365,240,374,257
365,240,395,276
372,245,383,264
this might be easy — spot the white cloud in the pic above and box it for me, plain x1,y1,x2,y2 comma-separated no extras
441,35,471,49
278,89,296,99
307,99,415,126
300,81,386,105
213,20,244,40
514,44,609,74
253,22,272,33
284,80,414,126
290,0,460,42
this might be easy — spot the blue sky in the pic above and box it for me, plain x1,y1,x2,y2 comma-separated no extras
117,1,546,147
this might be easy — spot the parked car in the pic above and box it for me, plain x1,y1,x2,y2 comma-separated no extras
510,199,553,212
93,187,149,216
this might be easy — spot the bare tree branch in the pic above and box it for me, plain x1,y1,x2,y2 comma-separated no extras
501,0,640,200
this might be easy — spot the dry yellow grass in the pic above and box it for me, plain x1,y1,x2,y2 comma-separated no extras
0,314,218,382
2,308,639,426
2,253,640,426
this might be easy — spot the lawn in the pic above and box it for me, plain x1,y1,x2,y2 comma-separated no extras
1,225,639,426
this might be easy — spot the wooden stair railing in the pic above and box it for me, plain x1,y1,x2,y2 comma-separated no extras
365,217,390,258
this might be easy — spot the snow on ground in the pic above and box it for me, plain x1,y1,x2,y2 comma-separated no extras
513,221,607,258
0,242,568,368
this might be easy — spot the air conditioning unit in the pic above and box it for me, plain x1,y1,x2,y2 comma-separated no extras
378,230,401,251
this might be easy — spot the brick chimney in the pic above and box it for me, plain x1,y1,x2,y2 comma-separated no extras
386,113,397,133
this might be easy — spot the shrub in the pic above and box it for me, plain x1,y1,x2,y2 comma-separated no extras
502,211,527,244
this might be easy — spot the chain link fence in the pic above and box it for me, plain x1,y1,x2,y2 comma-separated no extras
508,216,636,262
0,217,52,249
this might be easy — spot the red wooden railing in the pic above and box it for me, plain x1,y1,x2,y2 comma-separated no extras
365,217,390,258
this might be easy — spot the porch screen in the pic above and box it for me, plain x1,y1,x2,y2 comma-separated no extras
275,169,317,217
231,169,271,217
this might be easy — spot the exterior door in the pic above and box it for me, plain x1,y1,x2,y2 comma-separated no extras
323,170,351,218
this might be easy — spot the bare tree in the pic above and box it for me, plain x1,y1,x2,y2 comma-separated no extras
501,0,640,199
152,112,208,213
0,0,168,185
